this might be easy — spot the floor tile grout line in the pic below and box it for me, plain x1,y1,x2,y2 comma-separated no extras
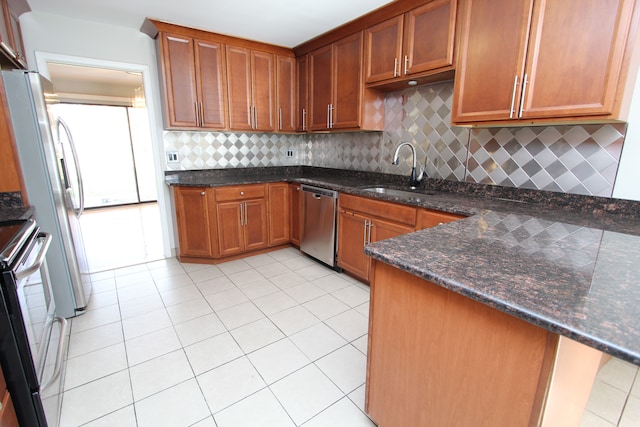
62,249,373,427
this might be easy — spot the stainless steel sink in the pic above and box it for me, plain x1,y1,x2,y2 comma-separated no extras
358,186,435,201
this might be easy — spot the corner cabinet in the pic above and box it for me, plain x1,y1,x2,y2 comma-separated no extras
267,183,290,246
364,0,457,88
296,56,309,132
309,32,384,132
157,33,228,129
452,0,640,124
338,194,417,283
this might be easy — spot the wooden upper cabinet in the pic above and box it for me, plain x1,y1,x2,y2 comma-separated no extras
145,20,293,132
332,32,364,130
0,0,29,69
276,55,296,133
195,40,228,129
309,32,384,132
226,45,253,131
364,15,404,84
160,34,199,128
364,0,457,87
226,45,275,132
251,50,275,131
452,0,639,124
309,44,333,131
296,55,309,132
159,33,227,129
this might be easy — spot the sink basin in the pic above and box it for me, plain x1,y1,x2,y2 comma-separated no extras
358,186,435,201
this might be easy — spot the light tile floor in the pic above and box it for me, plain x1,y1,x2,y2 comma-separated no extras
71,204,639,426
60,248,376,426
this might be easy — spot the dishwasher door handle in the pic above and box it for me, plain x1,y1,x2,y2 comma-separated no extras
313,193,322,200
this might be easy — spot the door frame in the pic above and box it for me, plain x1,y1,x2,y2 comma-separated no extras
33,51,173,259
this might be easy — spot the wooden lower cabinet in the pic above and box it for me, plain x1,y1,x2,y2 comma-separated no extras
216,186,268,257
0,363,19,427
367,261,558,426
174,183,292,262
174,186,217,258
289,183,301,246
268,183,290,246
338,209,414,283
417,207,466,229
337,194,464,283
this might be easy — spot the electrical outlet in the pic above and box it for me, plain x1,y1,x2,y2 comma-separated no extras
286,149,294,158
167,151,179,163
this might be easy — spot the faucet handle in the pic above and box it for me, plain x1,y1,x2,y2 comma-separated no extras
410,166,424,188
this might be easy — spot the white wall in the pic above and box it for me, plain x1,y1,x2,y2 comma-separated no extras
613,67,640,201
19,11,176,255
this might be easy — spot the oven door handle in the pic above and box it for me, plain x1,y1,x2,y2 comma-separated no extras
39,316,68,392
15,232,51,280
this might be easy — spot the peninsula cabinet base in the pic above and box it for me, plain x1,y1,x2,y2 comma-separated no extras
366,261,603,427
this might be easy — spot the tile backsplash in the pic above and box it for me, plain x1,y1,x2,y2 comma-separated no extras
163,81,627,197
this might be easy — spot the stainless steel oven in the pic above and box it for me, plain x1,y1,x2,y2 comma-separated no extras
0,218,67,427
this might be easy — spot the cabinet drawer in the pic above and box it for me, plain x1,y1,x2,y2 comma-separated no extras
340,193,416,226
216,184,266,201
417,208,465,229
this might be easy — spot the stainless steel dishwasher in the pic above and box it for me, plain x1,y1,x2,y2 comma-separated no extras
300,185,338,267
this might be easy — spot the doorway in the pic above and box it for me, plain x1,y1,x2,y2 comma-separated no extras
45,61,166,271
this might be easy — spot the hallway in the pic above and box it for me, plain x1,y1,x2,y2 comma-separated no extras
80,203,165,272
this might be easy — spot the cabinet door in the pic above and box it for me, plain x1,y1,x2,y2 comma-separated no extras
332,32,363,130
451,0,533,123
226,45,253,131
217,201,244,256
404,0,456,76
289,183,301,246
371,217,414,244
195,39,228,129
268,183,290,246
364,15,404,83
276,55,296,132
174,187,215,258
160,33,199,128
520,0,635,119
309,44,333,131
252,50,275,131
296,56,308,131
337,210,370,282
244,199,268,251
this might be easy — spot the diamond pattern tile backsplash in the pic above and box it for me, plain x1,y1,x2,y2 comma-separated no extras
163,81,627,197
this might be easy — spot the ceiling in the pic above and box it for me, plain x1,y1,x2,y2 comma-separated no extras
26,0,395,48
47,63,144,105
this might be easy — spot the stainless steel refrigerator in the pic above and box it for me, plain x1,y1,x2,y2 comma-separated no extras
1,70,92,318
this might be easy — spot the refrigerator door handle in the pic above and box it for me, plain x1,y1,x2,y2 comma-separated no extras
56,118,85,217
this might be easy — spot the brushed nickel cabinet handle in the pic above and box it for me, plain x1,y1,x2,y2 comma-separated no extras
509,75,519,119
518,74,529,118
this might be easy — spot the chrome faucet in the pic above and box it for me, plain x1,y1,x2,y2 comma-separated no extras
392,142,423,189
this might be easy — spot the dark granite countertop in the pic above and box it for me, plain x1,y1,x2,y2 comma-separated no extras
167,166,640,365
0,192,32,222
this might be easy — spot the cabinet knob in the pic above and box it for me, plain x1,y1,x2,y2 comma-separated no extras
240,191,245,196
200,192,205,196
438,222,444,226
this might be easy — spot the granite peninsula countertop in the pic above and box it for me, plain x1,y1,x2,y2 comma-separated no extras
167,166,640,365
